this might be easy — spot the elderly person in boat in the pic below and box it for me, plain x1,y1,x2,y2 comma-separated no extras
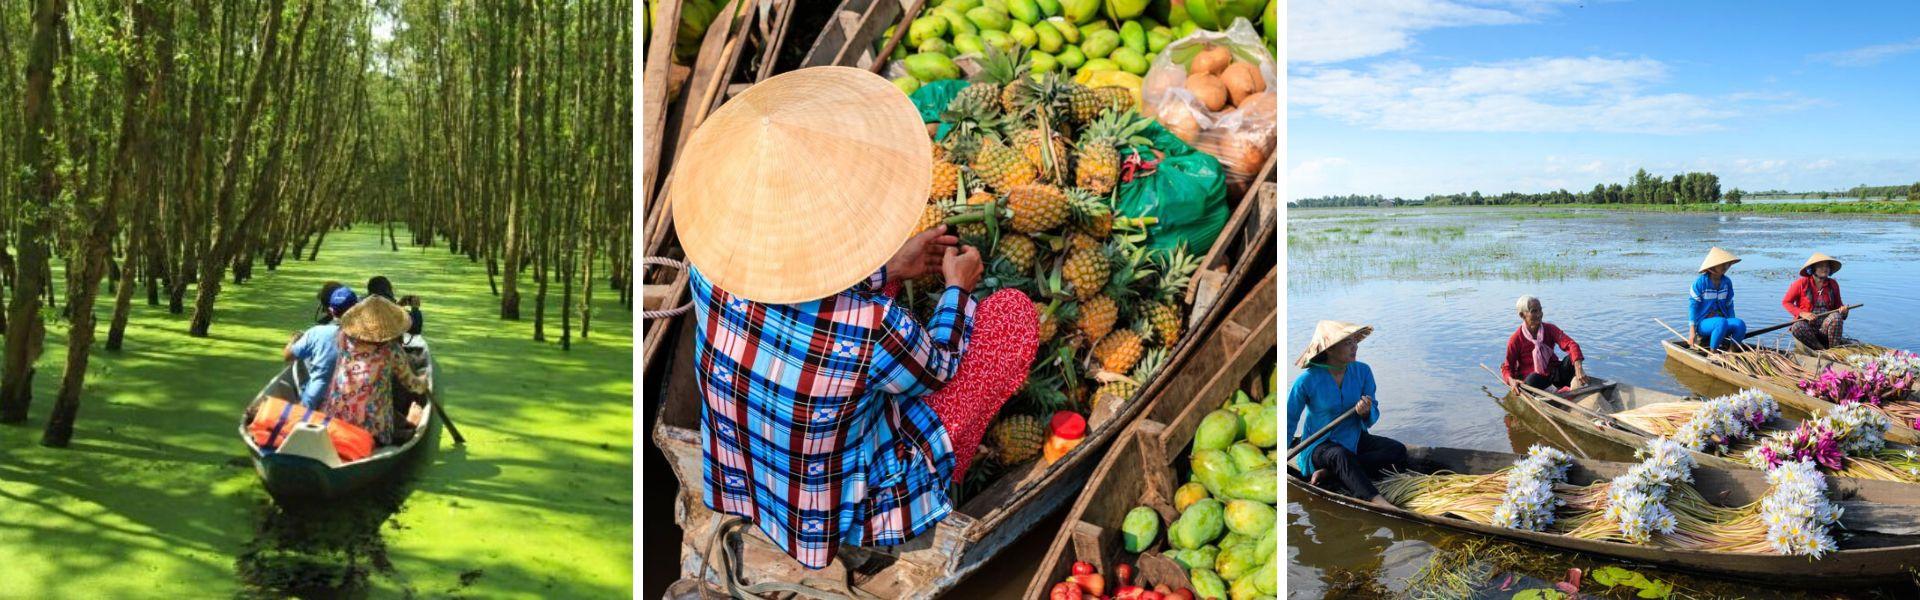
671,68,1038,570
285,285,357,408
1288,321,1407,508
319,296,429,446
1502,295,1590,392
1782,253,1850,351
1689,247,1748,350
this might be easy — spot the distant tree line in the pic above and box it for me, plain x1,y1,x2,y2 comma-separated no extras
1291,171,1920,208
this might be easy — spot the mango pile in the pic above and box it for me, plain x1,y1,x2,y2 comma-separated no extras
1121,386,1278,599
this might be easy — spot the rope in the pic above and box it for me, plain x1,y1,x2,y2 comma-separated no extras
700,516,884,600
642,256,693,319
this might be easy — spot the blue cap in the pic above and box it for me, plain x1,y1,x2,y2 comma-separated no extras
328,287,359,314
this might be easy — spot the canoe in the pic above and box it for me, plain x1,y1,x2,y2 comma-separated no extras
238,337,437,500
1289,445,1920,586
1660,339,1920,445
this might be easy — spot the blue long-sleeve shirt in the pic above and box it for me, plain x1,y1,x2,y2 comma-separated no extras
1286,362,1380,475
1689,273,1736,326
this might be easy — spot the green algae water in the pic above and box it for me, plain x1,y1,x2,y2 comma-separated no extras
0,226,632,598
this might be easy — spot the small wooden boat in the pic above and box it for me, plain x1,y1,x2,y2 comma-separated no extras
239,337,436,500
1290,445,1920,586
1661,339,1920,445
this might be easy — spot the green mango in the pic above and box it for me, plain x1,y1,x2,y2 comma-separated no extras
1221,467,1277,503
1245,405,1278,449
1229,573,1261,600
936,7,978,36
1223,0,1266,24
1172,498,1225,549
1048,17,1082,43
1146,51,1158,65
981,29,1018,52
953,32,986,55
1216,542,1262,581
1165,1,1190,26
1111,47,1149,74
1253,528,1276,563
1261,0,1276,41
1148,27,1173,52
903,52,962,81
1033,20,1065,52
1080,20,1112,34
1120,20,1148,53
1061,0,1101,23
1080,57,1120,74
1122,506,1161,553
892,77,922,95
966,6,1012,31
1177,20,1199,37
1105,0,1150,20
918,37,953,56
1007,0,1043,23
892,41,912,61
1195,408,1244,452
1009,20,1038,47
1082,30,1122,58
1030,50,1058,72
1174,481,1210,512
944,0,983,12
1228,442,1273,472
1219,531,1245,549
1166,548,1196,570
982,0,1008,11
1057,45,1086,69
1192,449,1241,498
1190,568,1229,600
1224,500,1275,537
909,16,950,46
1252,554,1278,595
1186,0,1222,29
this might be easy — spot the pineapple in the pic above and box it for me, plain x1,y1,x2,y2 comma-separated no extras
961,45,1027,117
1149,246,1202,346
1094,86,1134,113
998,234,1039,270
1068,189,1113,239
989,414,1047,464
1014,126,1070,181
1077,295,1117,341
1062,243,1110,299
1096,347,1169,408
1093,327,1146,374
1065,81,1102,124
1036,300,1059,342
1146,302,1183,348
1006,183,1070,233
1075,111,1153,195
930,160,960,202
973,136,1038,193
913,203,944,237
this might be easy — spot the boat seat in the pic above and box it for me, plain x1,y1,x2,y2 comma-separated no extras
277,424,344,467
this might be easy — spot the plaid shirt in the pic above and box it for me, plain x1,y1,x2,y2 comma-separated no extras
690,265,973,569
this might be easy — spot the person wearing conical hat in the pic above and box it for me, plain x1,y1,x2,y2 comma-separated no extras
1288,320,1406,508
317,295,429,446
670,67,1039,570
1689,247,1748,350
1782,253,1849,350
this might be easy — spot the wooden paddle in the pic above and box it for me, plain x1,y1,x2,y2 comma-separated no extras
1288,405,1361,461
1481,364,1658,440
434,402,466,445
1748,303,1863,339
1479,364,1592,457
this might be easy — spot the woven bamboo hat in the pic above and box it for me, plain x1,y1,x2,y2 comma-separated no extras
1296,320,1373,367
1698,247,1741,273
340,296,412,343
669,67,932,304
1800,252,1842,276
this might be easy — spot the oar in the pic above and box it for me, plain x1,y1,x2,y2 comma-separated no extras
1481,364,1658,439
434,402,466,445
1747,304,1863,339
1480,364,1590,458
1287,405,1360,461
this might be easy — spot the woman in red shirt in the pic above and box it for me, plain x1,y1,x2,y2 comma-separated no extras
1502,295,1590,392
1783,253,1849,350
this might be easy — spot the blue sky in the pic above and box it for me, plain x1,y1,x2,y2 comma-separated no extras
1287,1,1920,199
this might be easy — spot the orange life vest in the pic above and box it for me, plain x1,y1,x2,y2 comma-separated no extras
249,396,375,462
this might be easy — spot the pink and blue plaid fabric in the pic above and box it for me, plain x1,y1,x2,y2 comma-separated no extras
690,265,974,569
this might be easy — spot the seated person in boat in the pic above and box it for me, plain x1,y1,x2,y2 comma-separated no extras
284,285,357,408
672,69,1037,570
1689,247,1747,350
1782,253,1849,351
1501,295,1590,392
366,275,424,336
319,295,429,446
1288,320,1407,508
313,280,346,324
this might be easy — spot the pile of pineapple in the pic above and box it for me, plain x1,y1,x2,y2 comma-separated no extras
904,48,1203,494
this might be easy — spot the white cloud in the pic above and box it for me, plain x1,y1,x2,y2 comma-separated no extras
1810,38,1920,67
1290,0,1552,64
1289,157,1352,194
1805,159,1836,170
1290,56,1802,134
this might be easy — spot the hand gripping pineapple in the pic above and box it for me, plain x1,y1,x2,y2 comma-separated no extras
668,68,1042,569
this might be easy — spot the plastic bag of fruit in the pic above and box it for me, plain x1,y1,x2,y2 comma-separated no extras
1141,18,1275,197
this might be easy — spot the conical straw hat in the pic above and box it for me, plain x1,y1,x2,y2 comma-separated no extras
1800,252,1842,276
1295,320,1374,367
669,67,932,304
340,296,412,343
1698,247,1740,273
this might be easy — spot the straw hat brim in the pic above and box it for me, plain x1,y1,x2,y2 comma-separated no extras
1698,247,1741,273
669,67,933,304
1800,253,1842,276
340,296,412,343
1295,320,1374,367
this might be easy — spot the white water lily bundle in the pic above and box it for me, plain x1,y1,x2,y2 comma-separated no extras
1490,445,1573,531
1759,460,1842,557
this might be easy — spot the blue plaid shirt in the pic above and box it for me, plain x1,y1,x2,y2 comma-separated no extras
690,265,973,569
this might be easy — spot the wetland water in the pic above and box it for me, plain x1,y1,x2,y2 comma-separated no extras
1286,206,1920,598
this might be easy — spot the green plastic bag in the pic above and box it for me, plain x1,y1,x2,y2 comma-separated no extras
910,80,973,140
1116,122,1228,254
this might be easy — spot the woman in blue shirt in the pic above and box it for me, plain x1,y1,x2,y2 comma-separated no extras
1689,247,1747,349
1287,320,1406,508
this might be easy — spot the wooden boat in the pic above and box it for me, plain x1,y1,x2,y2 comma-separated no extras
1290,445,1920,587
239,337,436,500
1660,339,1920,445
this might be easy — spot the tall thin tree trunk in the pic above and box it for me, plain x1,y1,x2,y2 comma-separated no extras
0,0,70,423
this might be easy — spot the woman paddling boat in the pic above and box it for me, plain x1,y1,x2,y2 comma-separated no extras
1783,252,1851,351
1287,320,1408,508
